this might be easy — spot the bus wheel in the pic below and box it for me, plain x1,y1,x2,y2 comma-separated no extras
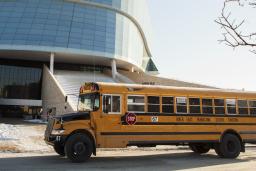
217,134,241,158
189,144,210,154
65,133,93,163
53,143,65,156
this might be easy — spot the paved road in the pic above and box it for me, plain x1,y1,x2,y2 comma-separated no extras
0,147,256,171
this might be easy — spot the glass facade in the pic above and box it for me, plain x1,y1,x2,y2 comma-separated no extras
0,0,117,54
0,60,42,100
0,0,157,72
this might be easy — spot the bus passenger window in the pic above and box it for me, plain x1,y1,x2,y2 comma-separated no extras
189,98,201,114
214,99,225,114
127,95,145,112
162,97,174,113
148,96,160,113
176,97,187,113
202,99,213,114
238,100,249,115
249,100,256,115
103,95,121,114
226,99,237,114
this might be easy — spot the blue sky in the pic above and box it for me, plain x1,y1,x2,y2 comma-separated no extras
148,0,256,91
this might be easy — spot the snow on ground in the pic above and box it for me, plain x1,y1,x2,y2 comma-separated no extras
0,123,53,153
0,124,19,141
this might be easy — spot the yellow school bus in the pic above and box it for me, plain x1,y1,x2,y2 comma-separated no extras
44,82,256,162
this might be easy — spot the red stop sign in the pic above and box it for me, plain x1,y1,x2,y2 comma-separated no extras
126,113,137,125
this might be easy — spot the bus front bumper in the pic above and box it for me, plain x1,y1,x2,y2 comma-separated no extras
44,135,67,146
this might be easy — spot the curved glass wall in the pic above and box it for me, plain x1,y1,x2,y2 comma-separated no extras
0,0,116,53
0,0,157,72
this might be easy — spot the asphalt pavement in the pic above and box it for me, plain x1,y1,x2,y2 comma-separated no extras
0,147,256,171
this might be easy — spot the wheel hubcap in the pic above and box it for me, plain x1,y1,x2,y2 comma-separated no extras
74,142,86,155
227,141,235,153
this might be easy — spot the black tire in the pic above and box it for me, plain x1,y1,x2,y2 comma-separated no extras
189,144,210,154
217,134,241,158
54,143,65,156
65,133,93,163
214,144,224,157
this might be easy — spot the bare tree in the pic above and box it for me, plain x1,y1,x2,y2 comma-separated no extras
215,0,256,53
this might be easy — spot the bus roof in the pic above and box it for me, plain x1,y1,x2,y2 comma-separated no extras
89,82,256,99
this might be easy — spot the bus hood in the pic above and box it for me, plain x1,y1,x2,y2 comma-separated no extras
53,112,90,122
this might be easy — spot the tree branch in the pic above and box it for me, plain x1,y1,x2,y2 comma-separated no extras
215,0,256,50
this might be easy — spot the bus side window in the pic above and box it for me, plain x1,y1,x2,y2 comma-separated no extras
176,97,187,114
226,99,237,114
148,96,160,113
162,97,174,113
249,100,256,115
202,98,213,114
189,98,201,114
102,94,121,114
214,99,225,115
238,100,249,115
127,95,145,113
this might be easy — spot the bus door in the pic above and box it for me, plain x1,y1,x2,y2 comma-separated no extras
99,94,123,131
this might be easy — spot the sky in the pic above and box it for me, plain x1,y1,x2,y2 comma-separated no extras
148,0,256,91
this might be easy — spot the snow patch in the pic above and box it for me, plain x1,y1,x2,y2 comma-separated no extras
0,123,53,153
0,124,19,141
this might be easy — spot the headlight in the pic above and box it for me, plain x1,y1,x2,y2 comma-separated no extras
51,129,65,135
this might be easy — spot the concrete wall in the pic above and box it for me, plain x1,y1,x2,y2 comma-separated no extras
41,66,74,118
119,70,216,89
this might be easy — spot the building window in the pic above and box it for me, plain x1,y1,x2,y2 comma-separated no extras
147,96,160,113
214,99,225,114
0,62,42,100
189,98,201,114
103,94,121,114
162,97,174,113
202,98,213,114
127,95,145,113
176,97,187,113
238,100,249,115
226,99,237,114
249,100,256,115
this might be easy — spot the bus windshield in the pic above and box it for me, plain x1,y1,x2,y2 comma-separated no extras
78,93,99,112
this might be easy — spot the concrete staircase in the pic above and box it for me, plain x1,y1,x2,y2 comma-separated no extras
54,70,116,110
